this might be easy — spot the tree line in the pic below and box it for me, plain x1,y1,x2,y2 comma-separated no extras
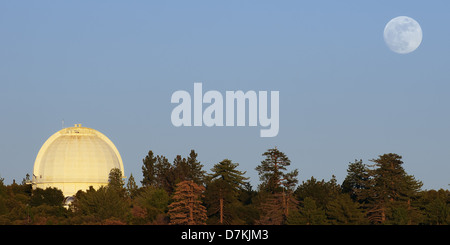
0,148,448,225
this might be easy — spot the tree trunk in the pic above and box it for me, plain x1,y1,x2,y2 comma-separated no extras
220,197,224,224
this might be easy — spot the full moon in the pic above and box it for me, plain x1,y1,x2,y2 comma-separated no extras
383,16,422,54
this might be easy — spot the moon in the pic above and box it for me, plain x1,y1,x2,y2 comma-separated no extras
383,16,422,54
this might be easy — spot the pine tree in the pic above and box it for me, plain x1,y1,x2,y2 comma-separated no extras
209,159,249,193
295,176,340,210
186,150,206,185
168,180,207,225
342,159,370,201
136,186,170,223
205,159,249,224
126,173,139,199
73,186,130,222
287,197,326,225
363,153,423,224
154,155,176,194
256,147,296,193
326,193,365,225
255,148,299,224
141,151,157,187
30,187,64,207
205,180,236,224
108,168,126,198
424,194,449,225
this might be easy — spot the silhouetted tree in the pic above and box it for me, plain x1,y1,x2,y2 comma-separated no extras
126,173,139,199
155,155,177,194
173,150,206,186
141,151,157,187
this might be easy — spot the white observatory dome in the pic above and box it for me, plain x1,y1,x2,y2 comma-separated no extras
32,124,124,197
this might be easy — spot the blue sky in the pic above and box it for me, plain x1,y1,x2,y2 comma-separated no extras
0,1,449,190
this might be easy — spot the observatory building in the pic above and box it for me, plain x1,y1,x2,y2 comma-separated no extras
32,124,124,198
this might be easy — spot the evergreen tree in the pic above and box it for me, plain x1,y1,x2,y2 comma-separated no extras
342,159,370,201
126,173,139,199
326,193,365,225
209,159,249,193
71,168,130,223
155,155,176,194
256,147,296,193
287,197,326,225
30,187,64,207
205,159,249,224
205,180,236,224
136,186,170,223
363,153,423,224
257,192,287,225
255,148,299,224
72,186,130,222
168,180,207,225
0,177,7,217
173,150,206,186
421,189,450,225
173,155,189,183
186,150,206,185
141,150,157,187
108,168,126,198
295,176,340,210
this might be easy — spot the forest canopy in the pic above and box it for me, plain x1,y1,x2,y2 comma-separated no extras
0,149,448,225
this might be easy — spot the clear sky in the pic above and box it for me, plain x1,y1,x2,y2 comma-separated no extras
0,1,449,190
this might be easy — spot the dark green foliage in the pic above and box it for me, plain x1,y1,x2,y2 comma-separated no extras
360,154,423,224
30,187,64,207
126,173,139,199
326,193,365,225
342,159,370,202
173,150,206,185
419,189,450,225
141,150,157,187
204,180,237,224
295,176,340,209
0,177,7,216
70,168,129,223
135,186,170,223
154,155,176,193
256,147,297,193
186,150,206,185
0,150,447,225
72,186,130,222
209,159,249,192
108,168,125,195
287,197,326,225
205,159,250,224
141,150,206,194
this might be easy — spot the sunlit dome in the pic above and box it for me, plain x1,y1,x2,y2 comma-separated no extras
32,124,124,197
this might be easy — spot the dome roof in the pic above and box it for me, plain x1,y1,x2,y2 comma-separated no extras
33,124,124,197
